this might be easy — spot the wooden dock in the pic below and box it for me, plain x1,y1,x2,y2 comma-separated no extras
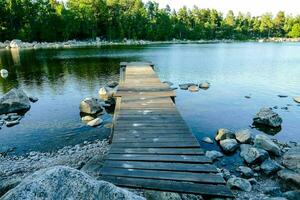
100,62,233,198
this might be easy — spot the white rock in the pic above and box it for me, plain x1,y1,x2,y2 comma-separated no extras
293,97,300,103
87,118,103,127
188,85,199,92
79,98,104,114
235,129,252,143
201,137,214,144
81,116,95,122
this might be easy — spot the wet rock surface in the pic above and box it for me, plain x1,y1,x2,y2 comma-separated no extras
0,88,31,114
253,108,282,128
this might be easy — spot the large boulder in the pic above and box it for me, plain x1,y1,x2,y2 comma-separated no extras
240,144,269,164
0,88,31,114
0,166,144,200
254,134,281,156
282,146,300,173
253,108,282,127
219,139,239,153
79,98,104,115
215,128,235,141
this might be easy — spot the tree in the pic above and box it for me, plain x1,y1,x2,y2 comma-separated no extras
288,23,300,38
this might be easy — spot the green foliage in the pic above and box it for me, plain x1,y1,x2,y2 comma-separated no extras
0,0,300,42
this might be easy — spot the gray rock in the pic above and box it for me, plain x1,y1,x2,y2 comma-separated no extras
282,146,300,173
215,128,235,141
81,115,94,123
79,98,104,114
162,81,174,86
278,169,300,189
106,81,118,88
205,150,223,161
283,191,300,200
201,137,214,144
261,159,282,175
254,134,281,156
235,129,252,143
179,83,196,90
227,177,252,192
9,39,22,48
220,139,239,153
240,144,269,164
278,95,288,98
293,97,300,103
0,88,31,114
237,166,254,177
188,85,199,92
81,155,106,176
143,191,182,200
264,198,287,200
5,120,20,127
29,96,38,103
253,108,282,127
0,166,144,200
0,177,22,197
248,178,258,185
199,81,210,89
87,118,103,127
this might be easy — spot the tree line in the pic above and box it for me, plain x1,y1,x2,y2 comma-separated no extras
1,0,300,42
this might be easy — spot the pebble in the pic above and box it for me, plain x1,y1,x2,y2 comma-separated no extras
201,137,214,144
6,120,20,127
29,96,39,103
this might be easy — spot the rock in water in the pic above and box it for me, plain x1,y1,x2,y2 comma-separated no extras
188,85,199,92
240,144,269,164
283,191,300,200
9,39,22,48
29,96,38,103
199,81,210,89
205,150,223,161
162,81,174,86
219,139,239,153
179,83,196,90
87,118,103,127
253,108,282,127
227,177,252,192
79,98,104,114
106,81,118,88
81,115,95,123
201,137,214,144
261,159,282,175
294,97,300,103
237,166,254,177
0,88,31,114
282,146,300,173
235,129,252,143
277,169,300,189
254,134,281,156
0,69,8,78
0,166,145,200
215,128,235,141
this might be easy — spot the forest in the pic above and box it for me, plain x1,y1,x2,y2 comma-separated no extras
1,0,300,42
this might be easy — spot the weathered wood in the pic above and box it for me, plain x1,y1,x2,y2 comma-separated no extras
101,62,232,198
101,176,234,198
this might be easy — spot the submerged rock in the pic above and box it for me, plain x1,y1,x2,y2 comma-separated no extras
219,139,239,153
283,191,300,200
179,83,196,90
240,144,269,164
162,81,174,86
261,159,282,175
254,134,281,156
278,95,288,98
87,118,103,127
5,120,20,127
0,166,144,200
205,150,223,161
227,177,252,192
0,88,31,114
235,129,252,144
237,166,254,177
282,146,300,173
215,128,235,141
253,108,282,127
79,98,104,115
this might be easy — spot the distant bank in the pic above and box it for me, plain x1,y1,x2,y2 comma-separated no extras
1,38,300,50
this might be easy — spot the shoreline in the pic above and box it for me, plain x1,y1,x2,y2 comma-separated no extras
1,37,300,50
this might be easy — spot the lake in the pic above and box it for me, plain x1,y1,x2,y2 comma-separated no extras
0,42,300,155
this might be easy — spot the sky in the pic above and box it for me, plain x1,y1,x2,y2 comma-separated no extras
143,0,300,16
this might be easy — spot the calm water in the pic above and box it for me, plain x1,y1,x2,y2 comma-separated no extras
0,43,300,155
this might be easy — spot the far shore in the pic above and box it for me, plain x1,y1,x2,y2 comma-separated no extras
1,37,300,50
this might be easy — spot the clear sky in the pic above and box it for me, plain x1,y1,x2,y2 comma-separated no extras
144,0,300,16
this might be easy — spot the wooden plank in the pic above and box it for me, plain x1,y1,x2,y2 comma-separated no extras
103,161,215,172
101,168,224,184
113,137,196,143
106,154,209,163
101,176,234,198
109,148,204,155
111,142,200,148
